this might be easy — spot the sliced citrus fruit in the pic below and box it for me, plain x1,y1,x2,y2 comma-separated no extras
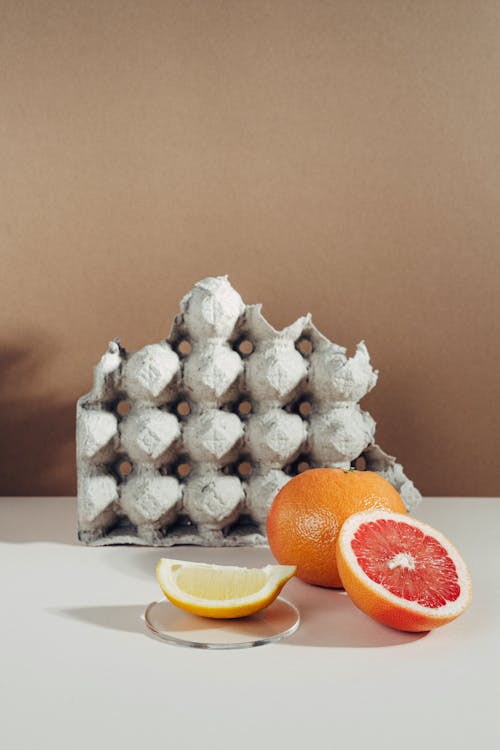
155,559,296,619
337,510,472,632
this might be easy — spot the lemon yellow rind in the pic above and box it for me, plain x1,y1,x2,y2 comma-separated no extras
156,559,296,619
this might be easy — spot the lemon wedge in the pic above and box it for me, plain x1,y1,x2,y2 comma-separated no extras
156,559,296,619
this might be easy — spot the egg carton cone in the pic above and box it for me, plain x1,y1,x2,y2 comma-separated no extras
76,276,421,546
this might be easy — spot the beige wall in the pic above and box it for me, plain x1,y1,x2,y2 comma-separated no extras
1,0,499,497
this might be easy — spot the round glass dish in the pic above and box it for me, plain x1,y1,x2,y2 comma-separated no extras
144,597,300,649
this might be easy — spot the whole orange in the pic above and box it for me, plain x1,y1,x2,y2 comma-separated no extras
266,468,406,588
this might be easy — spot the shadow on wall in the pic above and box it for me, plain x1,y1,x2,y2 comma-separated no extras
0,340,76,495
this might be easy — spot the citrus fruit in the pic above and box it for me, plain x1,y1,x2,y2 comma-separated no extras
266,468,406,588
336,510,472,632
155,559,296,619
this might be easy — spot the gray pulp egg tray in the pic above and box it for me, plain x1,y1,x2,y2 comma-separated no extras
76,276,421,546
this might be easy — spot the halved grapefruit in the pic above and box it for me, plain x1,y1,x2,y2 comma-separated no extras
337,510,472,632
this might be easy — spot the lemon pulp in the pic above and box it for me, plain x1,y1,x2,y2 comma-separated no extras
156,559,296,619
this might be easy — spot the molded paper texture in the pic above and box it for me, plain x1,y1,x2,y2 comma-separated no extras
76,276,421,546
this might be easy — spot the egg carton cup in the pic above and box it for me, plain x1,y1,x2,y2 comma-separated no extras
76,276,421,546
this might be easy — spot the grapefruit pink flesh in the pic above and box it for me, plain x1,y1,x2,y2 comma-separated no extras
337,510,472,632
351,518,461,608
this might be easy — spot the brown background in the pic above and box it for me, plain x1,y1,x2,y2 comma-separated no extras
1,0,499,497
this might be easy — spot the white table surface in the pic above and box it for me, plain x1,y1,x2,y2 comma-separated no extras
0,497,498,750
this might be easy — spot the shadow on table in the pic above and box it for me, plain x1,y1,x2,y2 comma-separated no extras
284,579,428,648
50,593,427,648
102,547,428,648
49,603,242,640
50,604,147,635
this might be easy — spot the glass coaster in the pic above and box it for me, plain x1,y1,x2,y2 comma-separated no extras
144,597,300,649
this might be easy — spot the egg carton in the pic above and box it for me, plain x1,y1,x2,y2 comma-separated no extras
76,276,421,546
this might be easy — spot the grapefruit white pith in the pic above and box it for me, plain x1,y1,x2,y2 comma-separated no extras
336,510,472,632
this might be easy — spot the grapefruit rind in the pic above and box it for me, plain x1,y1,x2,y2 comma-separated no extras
156,559,296,619
337,510,472,632
266,468,407,589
